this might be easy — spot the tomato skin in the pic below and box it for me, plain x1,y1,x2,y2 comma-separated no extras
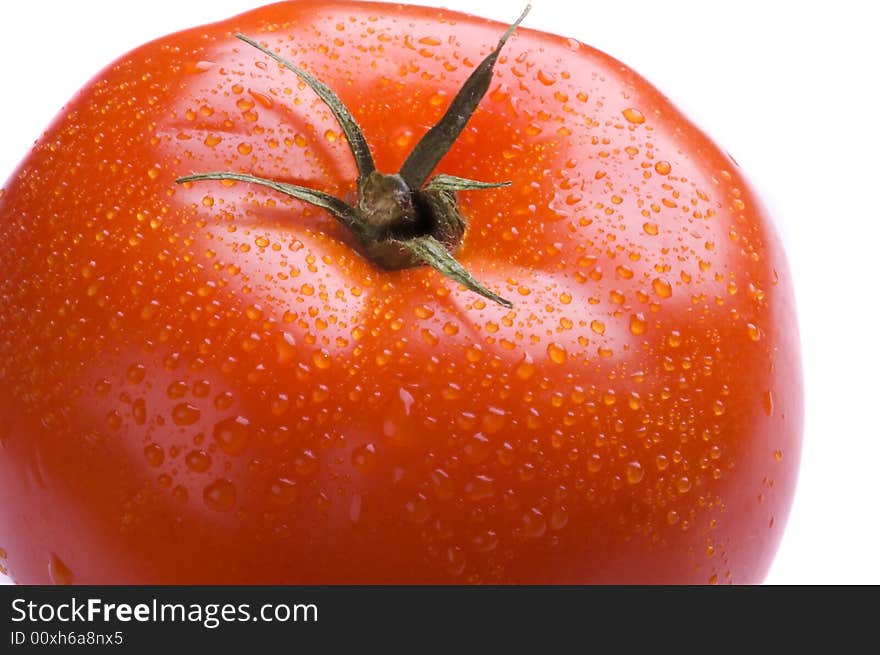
0,1,802,584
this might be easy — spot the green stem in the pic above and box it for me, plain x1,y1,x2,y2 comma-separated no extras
176,6,531,309
426,174,512,192
400,236,513,309
399,4,531,190
176,171,364,238
235,34,376,182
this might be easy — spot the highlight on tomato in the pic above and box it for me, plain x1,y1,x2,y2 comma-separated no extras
0,1,802,584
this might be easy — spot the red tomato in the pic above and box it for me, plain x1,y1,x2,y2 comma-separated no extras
0,1,801,584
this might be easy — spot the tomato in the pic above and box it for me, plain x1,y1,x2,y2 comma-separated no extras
0,0,801,584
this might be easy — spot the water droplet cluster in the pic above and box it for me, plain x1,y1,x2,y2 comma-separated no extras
0,2,800,584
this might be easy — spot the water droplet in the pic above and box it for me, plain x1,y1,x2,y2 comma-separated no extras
550,506,569,531
270,393,290,416
515,355,536,380
293,449,319,477
430,468,455,502
654,160,671,175
263,427,287,448
666,510,680,525
203,478,236,511
167,381,187,399
629,313,647,335
275,331,297,364
481,407,507,435
192,380,210,398
445,545,467,577
626,461,644,484
94,379,111,397
464,475,495,502
249,89,274,109
132,398,147,425
547,342,567,365
465,346,482,363
497,441,515,467
405,493,430,524
312,349,332,369
518,462,537,482
172,403,201,426
676,477,692,494
774,450,783,461
616,265,634,280
590,320,606,335
521,507,547,539
269,477,298,507
140,301,160,320
537,69,557,86
398,388,415,415
213,416,250,455
185,60,214,74
244,304,263,321
48,554,73,585
185,449,211,472
763,391,774,417
489,86,509,104
622,107,646,124
652,278,673,298
351,443,378,474
214,391,234,410
747,323,761,342
126,363,146,385
471,529,498,553
105,410,122,431
463,433,491,464
144,443,165,467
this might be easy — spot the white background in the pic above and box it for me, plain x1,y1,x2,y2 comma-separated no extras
0,0,877,584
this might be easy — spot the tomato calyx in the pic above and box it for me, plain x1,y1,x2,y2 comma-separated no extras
177,6,534,309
